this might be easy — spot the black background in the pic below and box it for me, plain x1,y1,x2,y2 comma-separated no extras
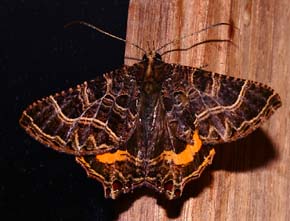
2,1,130,220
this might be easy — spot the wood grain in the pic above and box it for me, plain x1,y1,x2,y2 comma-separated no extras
115,0,290,220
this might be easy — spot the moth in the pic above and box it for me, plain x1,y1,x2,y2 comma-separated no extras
19,21,281,200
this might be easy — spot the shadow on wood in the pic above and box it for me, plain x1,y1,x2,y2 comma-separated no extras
213,128,277,172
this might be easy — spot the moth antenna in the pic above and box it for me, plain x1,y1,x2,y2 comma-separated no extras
156,22,239,53
124,56,142,62
160,39,237,57
64,20,146,54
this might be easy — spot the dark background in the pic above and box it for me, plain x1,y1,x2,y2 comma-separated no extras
2,1,130,220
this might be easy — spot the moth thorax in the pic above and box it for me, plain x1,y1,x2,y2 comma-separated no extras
143,80,160,94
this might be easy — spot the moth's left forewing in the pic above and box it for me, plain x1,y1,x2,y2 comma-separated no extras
19,66,141,156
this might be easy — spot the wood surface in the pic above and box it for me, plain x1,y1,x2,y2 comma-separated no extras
114,0,290,220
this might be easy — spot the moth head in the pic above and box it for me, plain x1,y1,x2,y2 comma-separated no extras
142,51,162,62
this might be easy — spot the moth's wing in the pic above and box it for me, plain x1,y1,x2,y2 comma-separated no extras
145,129,215,200
19,66,140,155
150,64,281,199
74,63,149,199
163,64,282,145
76,153,145,199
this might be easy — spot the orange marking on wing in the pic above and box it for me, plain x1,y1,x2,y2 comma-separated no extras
163,130,203,165
96,150,128,164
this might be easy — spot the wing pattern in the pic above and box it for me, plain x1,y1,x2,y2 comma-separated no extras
162,65,281,145
19,66,140,155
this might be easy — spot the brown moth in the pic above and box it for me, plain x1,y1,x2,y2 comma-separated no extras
19,22,281,200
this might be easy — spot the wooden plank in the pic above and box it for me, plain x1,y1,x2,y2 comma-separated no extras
117,0,290,220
